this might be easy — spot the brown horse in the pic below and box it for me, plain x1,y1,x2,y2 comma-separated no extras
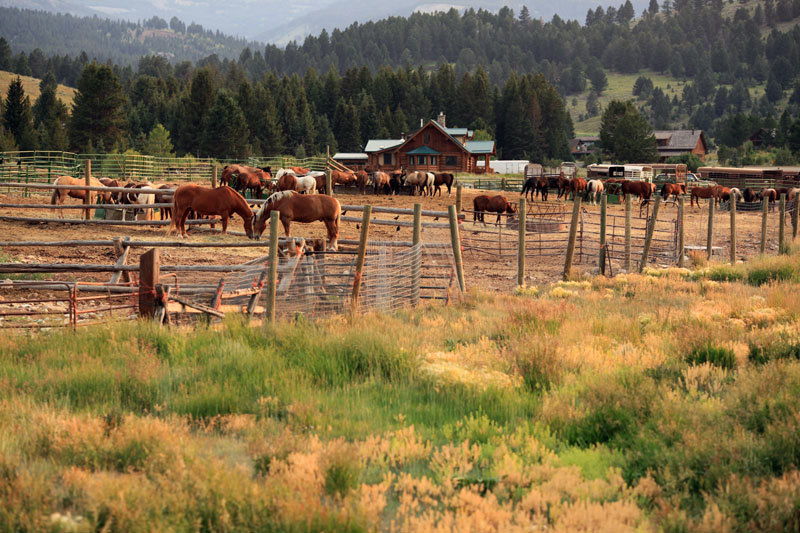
98,177,124,203
660,183,685,203
236,168,271,199
277,172,298,192
331,170,357,191
761,188,777,211
167,184,254,238
691,186,719,208
473,194,517,225
155,184,178,220
433,172,455,197
50,175,113,218
355,170,369,195
254,191,341,250
568,178,587,200
621,181,654,205
372,172,392,195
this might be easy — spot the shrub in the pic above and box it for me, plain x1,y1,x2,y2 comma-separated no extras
707,264,744,282
322,443,361,498
748,340,800,365
685,343,736,370
746,263,797,286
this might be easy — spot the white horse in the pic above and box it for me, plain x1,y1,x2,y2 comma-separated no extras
425,172,435,197
586,179,604,205
729,187,743,203
404,171,430,196
296,175,317,194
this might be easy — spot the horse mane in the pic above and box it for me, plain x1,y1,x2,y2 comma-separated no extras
257,190,296,219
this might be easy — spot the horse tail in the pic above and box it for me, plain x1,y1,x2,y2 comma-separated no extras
49,186,59,208
166,192,178,236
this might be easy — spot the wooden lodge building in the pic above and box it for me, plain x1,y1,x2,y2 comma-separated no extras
654,129,707,162
364,115,496,173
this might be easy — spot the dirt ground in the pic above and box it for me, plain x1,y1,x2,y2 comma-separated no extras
0,186,789,294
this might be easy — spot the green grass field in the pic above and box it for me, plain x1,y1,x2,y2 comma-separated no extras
3,252,800,530
0,70,76,108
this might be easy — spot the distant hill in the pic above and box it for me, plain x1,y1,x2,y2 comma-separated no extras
0,70,76,107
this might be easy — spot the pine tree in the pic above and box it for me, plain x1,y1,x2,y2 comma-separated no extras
175,68,216,155
199,91,250,159
0,38,11,71
142,123,175,157
3,77,38,150
32,73,68,150
68,63,127,152
648,0,659,15
611,108,658,162
333,98,361,152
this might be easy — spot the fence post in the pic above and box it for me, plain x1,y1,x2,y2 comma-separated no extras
265,211,280,324
351,205,372,314
639,196,661,273
624,194,632,271
730,192,737,263
412,203,422,305
706,197,715,260
326,146,333,197
138,248,159,318
793,195,799,241
448,205,466,294
599,194,607,275
779,193,787,254
761,196,768,255
212,164,218,188
456,185,463,213
563,196,582,280
677,196,685,268
83,159,92,220
517,197,526,286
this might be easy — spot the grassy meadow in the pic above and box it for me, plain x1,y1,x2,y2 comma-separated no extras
0,70,77,108
4,253,800,530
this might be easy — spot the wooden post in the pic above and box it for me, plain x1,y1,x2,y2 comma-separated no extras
448,205,466,294
351,205,372,314
456,185,463,213
793,195,799,241
212,164,218,188
599,194,607,275
624,194,632,271
246,269,268,319
761,196,768,255
83,159,92,220
639,196,661,273
265,211,280,324
326,146,333,197
730,191,737,263
677,196,685,268
563,196,582,280
706,197,715,260
779,193,787,254
517,197,526,286
138,248,159,318
412,203,422,305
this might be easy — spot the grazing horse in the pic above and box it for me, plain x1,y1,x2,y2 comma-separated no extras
50,175,113,218
728,188,743,203
295,175,317,194
155,184,178,220
521,177,539,201
98,177,124,203
585,179,604,205
716,186,732,205
473,194,517,225
405,171,432,196
433,172,455,196
555,174,571,200
372,171,392,195
331,169,357,191
121,181,157,220
761,188,778,211
690,186,719,208
254,190,341,250
389,170,404,195
236,168,272,199
568,178,587,201
660,182,685,203
304,171,327,194
620,181,654,204
743,187,758,203
167,184,254,238
221,164,266,189
276,169,298,192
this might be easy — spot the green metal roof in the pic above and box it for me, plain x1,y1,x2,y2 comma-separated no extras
406,146,441,155
364,139,404,152
465,141,495,154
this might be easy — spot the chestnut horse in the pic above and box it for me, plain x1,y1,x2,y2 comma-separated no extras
473,194,517,225
276,170,298,192
167,184,254,238
660,183,686,203
761,188,777,211
50,175,113,218
355,170,369,194
568,177,587,201
691,186,719,208
236,168,272,199
254,191,341,250
331,170,357,191
372,171,392,195
433,172,455,197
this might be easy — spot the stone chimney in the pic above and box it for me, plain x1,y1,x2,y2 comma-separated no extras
437,112,446,127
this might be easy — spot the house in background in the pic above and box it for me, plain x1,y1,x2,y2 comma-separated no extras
365,113,496,173
654,130,707,162
569,135,599,160
332,152,368,170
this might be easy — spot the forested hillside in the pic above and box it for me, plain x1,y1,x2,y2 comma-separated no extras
2,1,800,165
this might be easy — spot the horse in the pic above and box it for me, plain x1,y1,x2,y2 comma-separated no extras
276,169,298,192
405,171,432,196
521,177,539,201
372,171,392,195
98,177,124,203
761,188,778,211
155,184,178,220
119,181,157,220
331,169,357,191
236,168,272,199
254,191,341,250
585,179,604,205
355,170,369,195
556,174,571,200
716,186,732,205
690,186,719,208
743,187,758,203
221,164,255,188
660,183,685,204
620,181,654,204
433,172,455,196
167,184,254,239
390,170,404,195
728,187,743,203
50,175,113,218
295,175,317,194
568,178,587,201
473,194,517,225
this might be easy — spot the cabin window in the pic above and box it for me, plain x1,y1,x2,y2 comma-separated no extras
417,155,427,166
430,156,437,166
424,132,431,144
445,155,457,166
383,153,392,165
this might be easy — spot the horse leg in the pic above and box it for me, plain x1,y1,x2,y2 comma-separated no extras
221,216,228,234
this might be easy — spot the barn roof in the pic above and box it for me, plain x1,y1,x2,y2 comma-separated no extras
333,153,368,160
406,146,441,155
364,139,404,153
465,141,495,154
654,130,705,151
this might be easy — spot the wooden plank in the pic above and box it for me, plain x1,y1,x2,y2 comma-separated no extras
138,248,159,318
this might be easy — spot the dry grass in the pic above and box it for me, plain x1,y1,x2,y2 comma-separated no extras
0,70,76,107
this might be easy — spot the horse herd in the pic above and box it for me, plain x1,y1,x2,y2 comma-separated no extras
50,175,177,220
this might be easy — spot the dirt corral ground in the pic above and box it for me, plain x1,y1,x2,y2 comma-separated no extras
0,186,790,295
